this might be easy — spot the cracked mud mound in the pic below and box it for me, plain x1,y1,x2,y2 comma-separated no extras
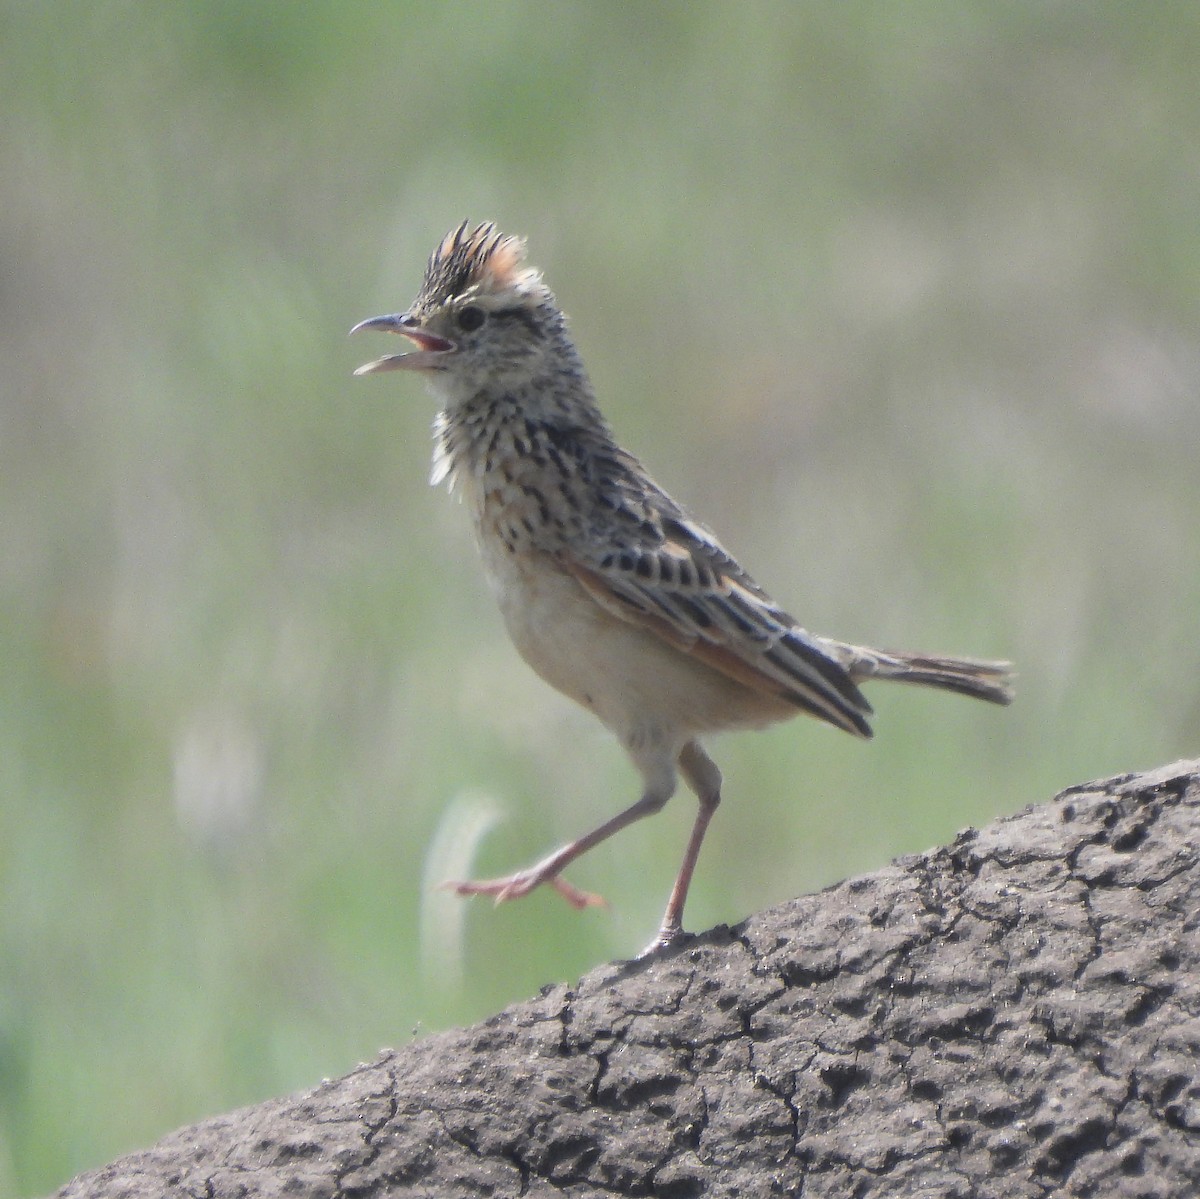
56,761,1200,1198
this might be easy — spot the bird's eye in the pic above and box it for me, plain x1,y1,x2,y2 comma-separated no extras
457,305,486,332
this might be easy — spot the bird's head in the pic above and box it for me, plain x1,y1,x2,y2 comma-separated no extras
352,221,564,398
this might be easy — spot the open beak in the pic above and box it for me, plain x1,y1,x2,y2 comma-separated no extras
349,312,456,374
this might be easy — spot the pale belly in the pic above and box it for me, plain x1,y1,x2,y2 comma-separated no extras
478,539,797,748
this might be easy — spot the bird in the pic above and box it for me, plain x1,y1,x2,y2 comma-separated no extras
351,221,1014,956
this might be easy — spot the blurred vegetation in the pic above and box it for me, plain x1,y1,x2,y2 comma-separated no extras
2,3,1199,1193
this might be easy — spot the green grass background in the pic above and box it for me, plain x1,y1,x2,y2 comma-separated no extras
3,4,1198,1192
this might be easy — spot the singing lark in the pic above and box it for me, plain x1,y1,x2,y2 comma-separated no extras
352,221,1013,954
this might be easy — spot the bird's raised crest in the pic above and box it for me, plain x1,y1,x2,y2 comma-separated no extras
420,220,539,305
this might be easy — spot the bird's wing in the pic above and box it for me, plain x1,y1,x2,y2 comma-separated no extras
559,478,873,737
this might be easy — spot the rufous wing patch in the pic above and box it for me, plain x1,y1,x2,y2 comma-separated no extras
567,561,799,702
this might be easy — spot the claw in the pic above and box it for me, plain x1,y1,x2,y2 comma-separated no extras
636,923,686,959
549,876,608,910
438,871,607,911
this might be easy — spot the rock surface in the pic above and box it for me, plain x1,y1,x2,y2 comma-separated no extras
56,761,1200,1198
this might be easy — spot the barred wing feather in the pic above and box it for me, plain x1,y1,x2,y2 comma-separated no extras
562,512,873,738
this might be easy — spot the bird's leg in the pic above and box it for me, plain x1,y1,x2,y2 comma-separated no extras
442,756,677,911
639,740,723,957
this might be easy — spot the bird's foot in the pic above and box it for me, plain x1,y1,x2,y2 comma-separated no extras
440,870,606,911
635,922,687,959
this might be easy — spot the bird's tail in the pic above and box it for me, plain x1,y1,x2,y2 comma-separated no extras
832,644,1015,706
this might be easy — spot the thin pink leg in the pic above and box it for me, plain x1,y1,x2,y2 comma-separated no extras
442,786,672,910
639,741,723,956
